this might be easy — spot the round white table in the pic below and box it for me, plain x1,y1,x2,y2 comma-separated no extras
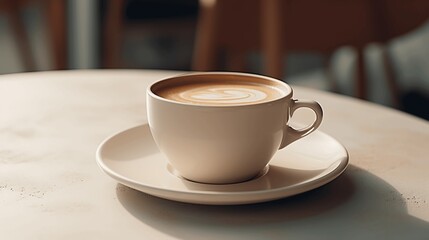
1,70,428,239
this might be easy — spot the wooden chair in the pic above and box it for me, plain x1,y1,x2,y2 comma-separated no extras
192,0,429,104
0,0,67,71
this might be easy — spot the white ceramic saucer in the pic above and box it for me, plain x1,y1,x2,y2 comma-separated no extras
96,124,348,205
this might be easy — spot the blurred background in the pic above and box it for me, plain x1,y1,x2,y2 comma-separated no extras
0,0,428,119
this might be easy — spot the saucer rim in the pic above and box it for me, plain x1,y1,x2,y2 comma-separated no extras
96,124,349,204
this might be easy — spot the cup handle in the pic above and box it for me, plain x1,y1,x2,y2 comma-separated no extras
279,99,323,149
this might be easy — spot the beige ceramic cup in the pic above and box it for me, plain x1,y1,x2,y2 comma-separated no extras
147,72,323,184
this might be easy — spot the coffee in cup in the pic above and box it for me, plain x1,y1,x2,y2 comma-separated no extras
147,72,323,184
154,78,284,106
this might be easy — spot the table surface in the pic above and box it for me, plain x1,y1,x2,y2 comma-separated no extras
1,70,429,239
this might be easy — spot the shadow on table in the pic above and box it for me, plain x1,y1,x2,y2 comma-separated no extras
116,165,429,239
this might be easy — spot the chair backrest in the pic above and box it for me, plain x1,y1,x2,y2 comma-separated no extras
193,0,429,72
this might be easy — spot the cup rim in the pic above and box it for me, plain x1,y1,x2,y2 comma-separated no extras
147,72,293,108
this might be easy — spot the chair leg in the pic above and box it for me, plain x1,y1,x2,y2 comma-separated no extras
356,48,366,99
6,2,36,71
192,0,218,71
324,53,338,93
45,0,67,70
103,0,125,68
380,46,401,108
261,0,283,80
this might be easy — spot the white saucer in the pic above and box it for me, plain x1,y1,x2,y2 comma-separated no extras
96,124,348,205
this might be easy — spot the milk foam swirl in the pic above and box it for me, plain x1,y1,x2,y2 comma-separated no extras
179,87,268,104
155,81,284,106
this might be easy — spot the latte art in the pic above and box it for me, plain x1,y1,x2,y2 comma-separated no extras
154,80,285,106
179,87,268,104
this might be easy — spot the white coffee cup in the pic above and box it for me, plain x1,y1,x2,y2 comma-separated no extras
147,72,323,184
